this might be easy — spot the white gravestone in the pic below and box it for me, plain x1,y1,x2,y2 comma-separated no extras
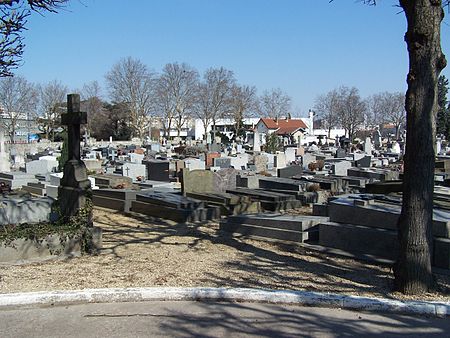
0,129,9,172
253,130,261,152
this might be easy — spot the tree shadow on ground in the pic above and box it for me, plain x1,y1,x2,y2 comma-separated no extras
152,301,450,338
92,208,450,300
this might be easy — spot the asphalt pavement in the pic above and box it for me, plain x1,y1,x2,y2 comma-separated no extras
1,300,449,337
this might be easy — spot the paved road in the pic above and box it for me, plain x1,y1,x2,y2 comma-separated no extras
1,300,449,337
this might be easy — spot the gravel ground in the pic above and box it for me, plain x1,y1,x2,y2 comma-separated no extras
0,207,449,302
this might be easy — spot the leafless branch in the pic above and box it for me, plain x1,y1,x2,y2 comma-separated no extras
0,0,67,76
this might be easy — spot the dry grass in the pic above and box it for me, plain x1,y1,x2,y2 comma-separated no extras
0,207,449,303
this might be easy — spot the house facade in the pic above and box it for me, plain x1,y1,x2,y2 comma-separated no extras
255,118,307,146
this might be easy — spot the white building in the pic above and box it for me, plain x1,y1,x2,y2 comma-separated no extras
194,117,260,141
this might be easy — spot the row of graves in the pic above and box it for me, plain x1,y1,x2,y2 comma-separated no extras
1,99,450,272
80,131,450,271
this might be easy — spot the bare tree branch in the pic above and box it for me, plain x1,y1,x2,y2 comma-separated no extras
0,0,67,76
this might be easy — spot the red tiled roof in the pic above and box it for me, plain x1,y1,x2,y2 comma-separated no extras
260,118,307,135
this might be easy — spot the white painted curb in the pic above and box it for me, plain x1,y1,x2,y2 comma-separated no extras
0,287,449,317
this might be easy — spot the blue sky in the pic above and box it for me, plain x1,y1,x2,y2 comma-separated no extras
19,0,450,116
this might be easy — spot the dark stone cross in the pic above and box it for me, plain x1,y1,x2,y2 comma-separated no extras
61,94,87,161
59,94,91,217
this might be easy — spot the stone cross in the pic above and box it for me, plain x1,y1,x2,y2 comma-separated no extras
59,94,90,218
61,94,87,161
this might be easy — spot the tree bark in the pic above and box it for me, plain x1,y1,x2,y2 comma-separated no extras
395,0,447,294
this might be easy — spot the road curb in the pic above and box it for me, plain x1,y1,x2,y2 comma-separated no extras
0,287,448,317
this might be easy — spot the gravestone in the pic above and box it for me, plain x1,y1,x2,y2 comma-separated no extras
122,162,146,181
330,160,352,176
230,143,237,155
364,137,373,155
130,152,144,164
277,165,303,178
206,152,220,167
265,153,275,168
0,172,38,189
230,154,249,170
253,129,261,152
335,148,346,159
182,168,237,195
355,155,372,168
391,142,401,154
26,156,58,175
144,159,170,182
208,142,221,153
302,153,316,169
214,157,232,169
58,94,91,217
285,147,296,164
184,158,206,170
253,154,268,172
274,153,287,169
150,143,161,152
296,146,305,156
83,159,102,172
436,138,442,155
373,129,382,150
0,128,9,172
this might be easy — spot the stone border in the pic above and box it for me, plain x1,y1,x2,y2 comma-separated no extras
0,287,449,317
0,227,102,264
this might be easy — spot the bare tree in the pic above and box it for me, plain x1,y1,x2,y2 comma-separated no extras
154,63,199,139
369,92,406,138
194,67,235,140
365,94,384,129
257,88,291,119
314,89,340,138
106,57,155,139
37,79,67,140
335,86,366,140
81,80,104,137
227,84,257,140
0,74,37,143
0,0,67,77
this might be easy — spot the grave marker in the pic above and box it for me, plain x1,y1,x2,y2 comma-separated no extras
58,94,91,217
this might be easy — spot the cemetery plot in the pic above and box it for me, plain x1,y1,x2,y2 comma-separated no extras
292,175,344,193
226,187,302,211
92,189,138,212
185,191,262,215
220,213,329,243
313,194,450,269
347,168,399,182
22,182,47,196
0,196,101,263
258,176,306,192
131,192,220,223
0,172,38,190
91,174,133,189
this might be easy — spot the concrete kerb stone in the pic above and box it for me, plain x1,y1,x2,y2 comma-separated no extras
0,287,448,317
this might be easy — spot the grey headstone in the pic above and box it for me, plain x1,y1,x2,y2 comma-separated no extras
277,165,303,178
214,157,232,169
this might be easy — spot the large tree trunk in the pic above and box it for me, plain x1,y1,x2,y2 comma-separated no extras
394,0,447,294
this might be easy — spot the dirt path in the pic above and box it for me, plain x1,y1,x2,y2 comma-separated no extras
1,207,449,302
